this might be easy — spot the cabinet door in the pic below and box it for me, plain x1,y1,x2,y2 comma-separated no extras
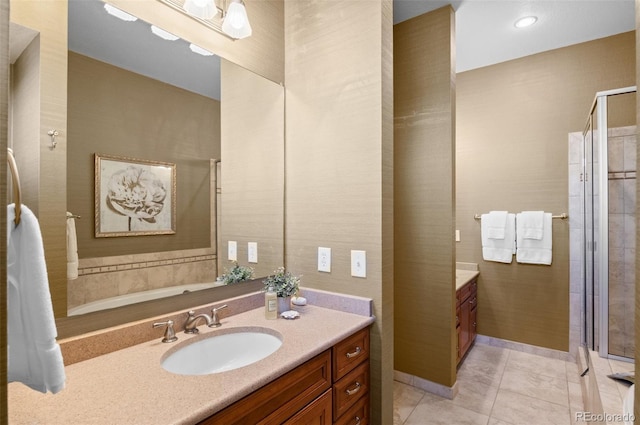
459,297,471,357
284,390,332,425
470,305,477,342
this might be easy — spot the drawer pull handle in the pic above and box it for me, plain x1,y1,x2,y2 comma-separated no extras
354,416,361,425
346,346,362,359
346,381,361,396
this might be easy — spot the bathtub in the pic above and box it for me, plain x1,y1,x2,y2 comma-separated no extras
67,281,225,316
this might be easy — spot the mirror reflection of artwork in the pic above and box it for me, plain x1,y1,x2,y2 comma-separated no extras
95,154,176,237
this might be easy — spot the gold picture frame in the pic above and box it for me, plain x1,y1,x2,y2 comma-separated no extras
95,154,176,237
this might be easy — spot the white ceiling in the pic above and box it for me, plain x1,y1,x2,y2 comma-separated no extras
17,0,635,100
394,0,635,73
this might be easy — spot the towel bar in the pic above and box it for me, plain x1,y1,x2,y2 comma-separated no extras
7,148,22,226
474,213,568,220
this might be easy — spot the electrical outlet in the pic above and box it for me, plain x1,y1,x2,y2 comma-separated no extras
228,241,237,261
351,250,366,278
318,247,331,272
248,242,258,263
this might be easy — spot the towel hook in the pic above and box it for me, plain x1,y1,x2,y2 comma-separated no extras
48,129,59,149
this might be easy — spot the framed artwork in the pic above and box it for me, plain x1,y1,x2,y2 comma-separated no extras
95,154,176,237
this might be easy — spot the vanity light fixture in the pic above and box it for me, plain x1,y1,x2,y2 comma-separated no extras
221,0,252,40
104,4,138,22
183,0,218,20
514,15,538,28
151,25,180,41
189,43,214,56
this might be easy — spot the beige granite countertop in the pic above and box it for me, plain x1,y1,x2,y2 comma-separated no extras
8,304,374,425
456,269,479,291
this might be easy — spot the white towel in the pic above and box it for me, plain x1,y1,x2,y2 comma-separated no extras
516,212,552,265
66,212,79,280
7,204,66,394
484,211,508,239
481,213,516,263
520,211,544,240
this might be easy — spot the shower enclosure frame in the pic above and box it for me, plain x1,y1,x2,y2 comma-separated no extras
582,85,636,362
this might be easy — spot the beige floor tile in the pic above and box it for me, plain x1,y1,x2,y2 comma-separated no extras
491,388,571,425
487,418,516,425
394,381,426,425
452,375,500,416
500,363,570,407
404,392,490,425
506,350,568,380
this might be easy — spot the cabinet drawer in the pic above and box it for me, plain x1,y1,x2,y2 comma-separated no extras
202,350,331,425
333,393,368,425
284,389,332,425
333,327,370,381
459,278,477,303
333,362,369,421
469,294,477,311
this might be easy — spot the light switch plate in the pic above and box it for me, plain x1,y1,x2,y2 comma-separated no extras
248,242,258,263
351,250,366,278
228,241,237,261
318,247,331,272
455,230,460,242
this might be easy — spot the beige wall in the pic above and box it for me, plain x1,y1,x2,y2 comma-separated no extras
1,0,8,420
10,0,68,317
67,52,217,258
284,1,394,423
457,32,635,352
394,6,457,388
220,59,284,278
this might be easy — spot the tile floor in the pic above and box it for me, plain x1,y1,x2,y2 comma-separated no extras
394,343,585,425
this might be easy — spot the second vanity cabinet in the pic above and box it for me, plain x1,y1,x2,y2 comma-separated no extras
199,327,370,425
456,278,477,364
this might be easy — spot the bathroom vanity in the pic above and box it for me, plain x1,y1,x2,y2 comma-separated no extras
456,270,479,364
8,290,374,425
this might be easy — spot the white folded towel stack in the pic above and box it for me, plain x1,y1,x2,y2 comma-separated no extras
66,212,79,280
7,204,66,394
484,211,508,239
520,211,544,240
516,212,552,265
481,212,516,263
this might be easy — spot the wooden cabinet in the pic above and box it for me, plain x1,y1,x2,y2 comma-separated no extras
200,327,370,425
332,327,370,424
456,278,477,365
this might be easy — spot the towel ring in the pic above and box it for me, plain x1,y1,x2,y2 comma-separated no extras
7,148,22,226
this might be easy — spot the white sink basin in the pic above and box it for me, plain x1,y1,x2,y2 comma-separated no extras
161,328,283,376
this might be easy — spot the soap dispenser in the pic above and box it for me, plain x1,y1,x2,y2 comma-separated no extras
265,286,277,319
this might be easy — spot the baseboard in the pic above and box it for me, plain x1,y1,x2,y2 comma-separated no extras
394,369,459,400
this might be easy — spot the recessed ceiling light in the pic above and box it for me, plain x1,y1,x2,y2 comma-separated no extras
151,25,179,41
103,4,138,22
514,16,538,28
189,44,214,56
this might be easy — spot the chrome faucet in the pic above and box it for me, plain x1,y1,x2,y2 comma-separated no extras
184,310,213,334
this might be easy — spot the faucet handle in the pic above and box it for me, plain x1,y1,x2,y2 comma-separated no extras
152,320,178,343
209,304,228,328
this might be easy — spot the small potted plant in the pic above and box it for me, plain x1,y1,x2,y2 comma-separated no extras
263,266,301,312
221,262,254,285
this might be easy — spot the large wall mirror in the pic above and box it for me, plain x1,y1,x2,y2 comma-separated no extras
52,0,284,337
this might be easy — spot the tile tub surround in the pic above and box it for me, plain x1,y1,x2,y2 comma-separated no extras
67,248,218,311
9,299,374,424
